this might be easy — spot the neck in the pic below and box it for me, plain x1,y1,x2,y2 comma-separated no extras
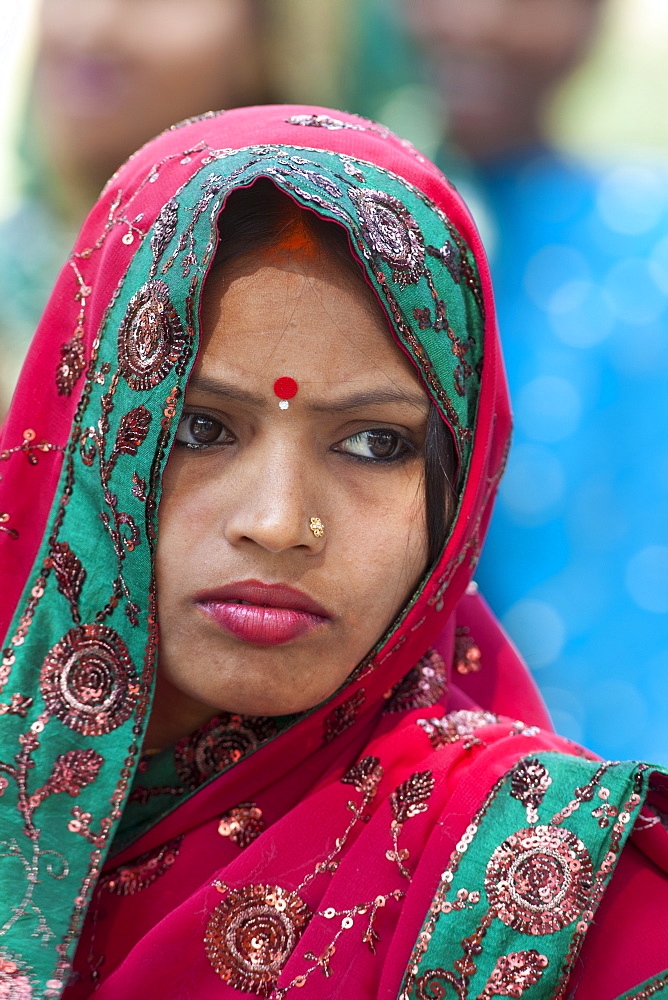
144,675,220,751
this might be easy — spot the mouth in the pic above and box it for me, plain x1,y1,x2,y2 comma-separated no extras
194,580,331,646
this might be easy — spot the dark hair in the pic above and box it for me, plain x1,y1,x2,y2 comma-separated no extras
212,180,457,566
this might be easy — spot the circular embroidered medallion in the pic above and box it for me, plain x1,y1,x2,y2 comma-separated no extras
118,279,186,391
40,625,139,736
100,836,183,895
175,714,278,788
205,884,311,996
348,188,425,286
485,825,593,935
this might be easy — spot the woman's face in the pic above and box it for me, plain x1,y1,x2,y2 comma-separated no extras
152,249,430,746
35,0,263,185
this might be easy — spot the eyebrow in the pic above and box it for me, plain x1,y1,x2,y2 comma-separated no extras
187,374,429,414
187,374,265,407
309,387,429,413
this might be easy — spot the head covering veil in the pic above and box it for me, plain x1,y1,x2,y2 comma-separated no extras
1,106,666,999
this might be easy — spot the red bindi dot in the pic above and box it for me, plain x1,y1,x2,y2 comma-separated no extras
273,377,298,408
274,377,298,400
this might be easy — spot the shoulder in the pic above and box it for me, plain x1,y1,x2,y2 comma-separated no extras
569,828,668,998
400,749,668,1000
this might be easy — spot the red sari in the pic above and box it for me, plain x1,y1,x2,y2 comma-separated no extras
0,105,666,1000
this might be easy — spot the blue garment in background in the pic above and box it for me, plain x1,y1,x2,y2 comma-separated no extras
472,151,668,764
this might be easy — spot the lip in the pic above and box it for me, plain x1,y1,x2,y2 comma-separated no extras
195,580,331,647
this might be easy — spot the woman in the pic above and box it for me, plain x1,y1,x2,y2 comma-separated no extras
0,105,666,999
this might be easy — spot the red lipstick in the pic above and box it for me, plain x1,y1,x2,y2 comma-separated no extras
195,580,330,646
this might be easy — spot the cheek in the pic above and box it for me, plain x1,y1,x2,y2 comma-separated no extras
155,461,208,584
343,485,428,619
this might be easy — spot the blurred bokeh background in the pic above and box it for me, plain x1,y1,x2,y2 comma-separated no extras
1,0,666,763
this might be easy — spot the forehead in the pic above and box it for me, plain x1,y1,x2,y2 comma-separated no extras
198,254,425,392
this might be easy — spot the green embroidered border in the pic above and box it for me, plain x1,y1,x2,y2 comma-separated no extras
400,753,663,1000
615,971,668,999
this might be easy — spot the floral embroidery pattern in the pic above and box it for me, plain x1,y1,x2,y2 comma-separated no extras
323,690,366,742
39,625,139,736
117,280,186,391
204,884,312,997
99,836,183,895
218,803,265,849
478,950,549,999
510,758,552,825
205,755,411,996
454,626,482,675
388,771,435,879
174,715,278,789
55,334,87,397
47,543,86,624
417,710,498,749
385,650,447,713
149,200,179,277
341,755,384,796
31,749,104,806
348,188,425,286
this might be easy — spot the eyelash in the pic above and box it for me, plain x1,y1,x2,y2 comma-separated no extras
174,412,417,464
332,430,416,464
174,413,233,450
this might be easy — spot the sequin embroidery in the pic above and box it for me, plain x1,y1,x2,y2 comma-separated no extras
0,954,34,999
348,188,425,286
39,625,139,736
174,715,278,789
323,690,366,742
385,650,447,713
485,825,593,935
117,280,186,391
204,884,312,996
100,836,183,895
218,803,265,849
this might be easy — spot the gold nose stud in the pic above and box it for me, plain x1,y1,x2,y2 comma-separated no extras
309,517,324,539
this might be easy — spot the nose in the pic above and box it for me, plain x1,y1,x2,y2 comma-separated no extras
223,444,325,555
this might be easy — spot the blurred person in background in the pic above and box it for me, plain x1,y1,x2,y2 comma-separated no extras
404,0,603,163
0,0,351,415
351,0,668,765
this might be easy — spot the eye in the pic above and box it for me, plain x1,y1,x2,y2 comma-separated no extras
336,429,414,462
174,412,232,449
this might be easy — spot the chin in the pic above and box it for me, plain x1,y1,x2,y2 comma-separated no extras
216,682,340,719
